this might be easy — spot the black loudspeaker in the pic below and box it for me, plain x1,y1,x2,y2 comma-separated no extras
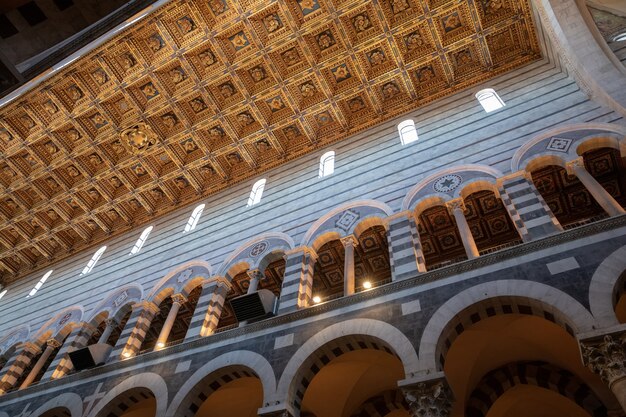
230,289,277,323
68,343,113,371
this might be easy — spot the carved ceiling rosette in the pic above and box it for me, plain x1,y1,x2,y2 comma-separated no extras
120,123,158,155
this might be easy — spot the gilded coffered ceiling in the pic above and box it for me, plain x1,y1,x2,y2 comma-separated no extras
0,0,540,282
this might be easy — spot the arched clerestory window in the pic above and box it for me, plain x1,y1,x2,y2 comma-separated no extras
183,204,205,233
475,88,505,113
247,179,266,207
319,151,335,178
398,119,418,145
27,270,52,297
130,226,153,255
81,246,106,275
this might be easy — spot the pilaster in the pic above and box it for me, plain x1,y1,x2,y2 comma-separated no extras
385,210,426,281
278,247,318,313
497,171,562,241
109,301,159,362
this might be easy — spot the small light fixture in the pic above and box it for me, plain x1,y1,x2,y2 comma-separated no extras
475,88,505,113
363,281,372,290
156,342,165,348
123,351,131,358
313,295,321,304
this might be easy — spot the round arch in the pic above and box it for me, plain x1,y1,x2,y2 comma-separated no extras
32,305,84,344
418,279,598,372
300,200,394,249
31,393,83,417
146,260,212,305
401,164,503,212
0,324,30,355
85,284,143,326
271,318,419,412
511,123,626,172
165,350,277,417
85,372,168,417
466,361,607,417
217,232,295,277
589,245,626,327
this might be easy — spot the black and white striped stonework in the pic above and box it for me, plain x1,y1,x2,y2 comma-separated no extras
185,280,229,340
498,174,562,241
278,249,316,314
0,343,37,393
178,366,258,417
386,213,426,281
436,297,575,369
42,323,95,381
290,336,399,411
108,303,157,361
350,389,408,417
466,362,607,417
95,387,154,417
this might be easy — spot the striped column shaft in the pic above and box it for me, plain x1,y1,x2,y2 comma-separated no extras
0,342,39,394
108,301,159,362
498,172,562,242
386,212,426,281
185,279,224,341
200,282,230,336
44,322,96,380
278,248,317,314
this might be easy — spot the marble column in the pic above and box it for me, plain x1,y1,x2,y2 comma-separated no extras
567,157,625,217
581,333,626,412
98,318,118,345
154,294,186,351
401,377,453,417
446,198,480,259
247,269,264,294
341,236,358,296
20,339,61,389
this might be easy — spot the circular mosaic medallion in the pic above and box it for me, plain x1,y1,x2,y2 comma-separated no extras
250,241,269,257
433,174,462,193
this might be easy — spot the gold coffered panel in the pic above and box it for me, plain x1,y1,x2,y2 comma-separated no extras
0,0,539,281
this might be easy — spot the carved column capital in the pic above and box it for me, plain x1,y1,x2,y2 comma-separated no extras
170,293,187,306
340,235,358,248
246,269,264,281
401,378,453,417
46,339,62,349
445,198,465,215
104,318,119,328
565,156,585,174
581,333,626,387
